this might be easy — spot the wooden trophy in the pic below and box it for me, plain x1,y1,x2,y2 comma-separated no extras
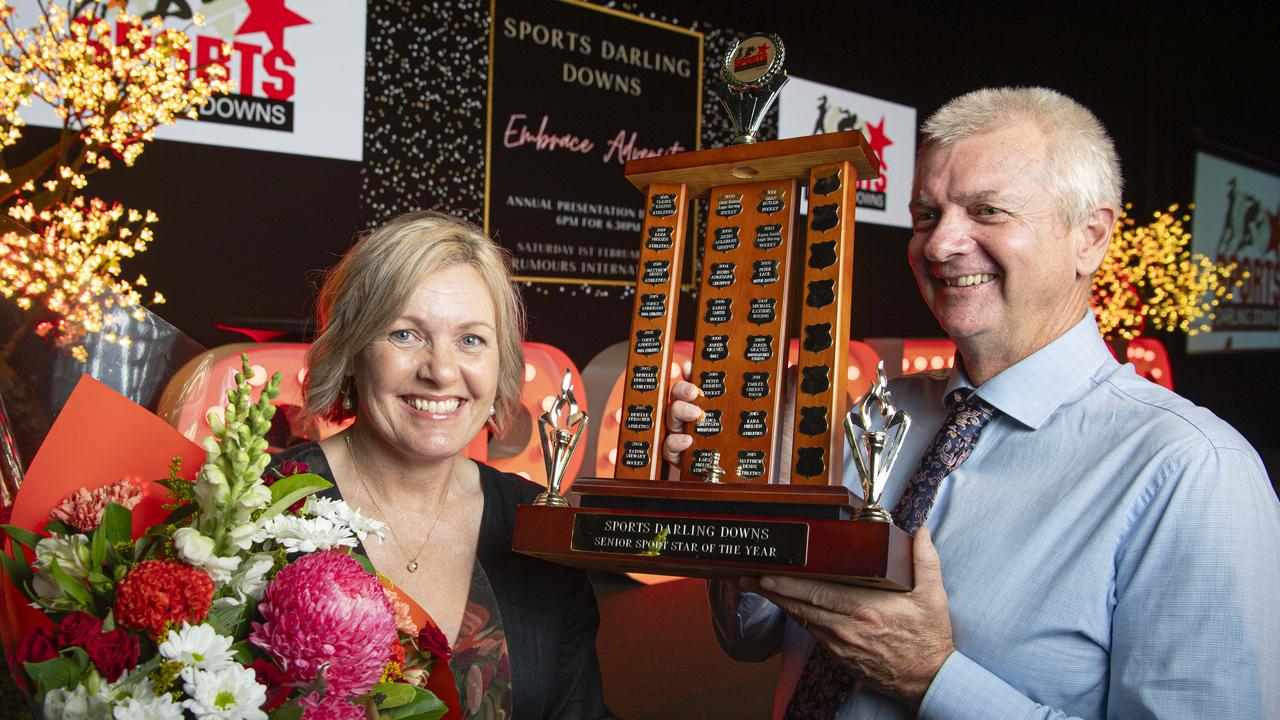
513,34,913,589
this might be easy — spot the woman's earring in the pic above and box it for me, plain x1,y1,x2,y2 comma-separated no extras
488,404,496,417
341,377,355,411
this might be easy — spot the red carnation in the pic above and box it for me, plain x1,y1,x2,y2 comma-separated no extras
17,626,58,666
56,611,103,650
114,560,214,638
84,628,139,682
417,623,452,662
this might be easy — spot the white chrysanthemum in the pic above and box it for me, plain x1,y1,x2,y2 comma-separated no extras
105,670,156,703
304,496,385,542
112,694,183,720
181,664,268,720
173,527,243,583
257,514,356,553
159,623,236,671
214,553,275,607
43,682,112,720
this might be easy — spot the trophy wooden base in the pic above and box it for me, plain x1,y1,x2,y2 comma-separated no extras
512,479,914,590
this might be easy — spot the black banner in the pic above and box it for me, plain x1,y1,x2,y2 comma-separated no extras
486,0,702,286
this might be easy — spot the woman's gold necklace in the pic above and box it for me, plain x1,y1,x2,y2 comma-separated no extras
344,433,449,573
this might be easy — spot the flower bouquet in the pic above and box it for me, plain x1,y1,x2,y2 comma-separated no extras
0,356,460,719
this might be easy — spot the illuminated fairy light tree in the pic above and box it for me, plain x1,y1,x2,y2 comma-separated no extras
1092,203,1242,341
0,0,231,361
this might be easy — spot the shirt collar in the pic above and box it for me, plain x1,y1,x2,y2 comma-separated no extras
950,312,1117,430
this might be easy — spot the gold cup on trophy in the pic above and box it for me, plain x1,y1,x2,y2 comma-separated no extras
533,369,588,507
844,362,911,522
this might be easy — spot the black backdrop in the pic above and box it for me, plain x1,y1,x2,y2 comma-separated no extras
57,1,1280,466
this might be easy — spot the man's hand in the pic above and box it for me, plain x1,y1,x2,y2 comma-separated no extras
662,374,704,466
741,527,955,708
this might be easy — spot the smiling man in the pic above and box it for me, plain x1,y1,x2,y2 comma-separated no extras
666,87,1280,718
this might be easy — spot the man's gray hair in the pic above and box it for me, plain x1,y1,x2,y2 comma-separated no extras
921,87,1123,227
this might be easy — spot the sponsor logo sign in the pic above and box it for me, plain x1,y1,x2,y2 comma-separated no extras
13,0,367,160
1189,151,1280,351
778,76,916,228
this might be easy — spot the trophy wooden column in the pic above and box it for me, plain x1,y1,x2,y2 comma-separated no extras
512,131,913,590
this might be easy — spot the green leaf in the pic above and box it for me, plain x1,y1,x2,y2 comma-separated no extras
0,547,33,587
47,557,91,608
207,600,248,636
268,706,304,720
370,682,417,709
100,503,132,546
259,473,332,520
380,686,447,720
90,524,108,567
23,653,88,695
230,640,259,665
163,503,198,525
86,570,113,595
351,552,377,576
43,520,76,536
1,524,43,550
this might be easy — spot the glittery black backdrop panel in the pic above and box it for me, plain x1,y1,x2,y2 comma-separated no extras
358,2,758,367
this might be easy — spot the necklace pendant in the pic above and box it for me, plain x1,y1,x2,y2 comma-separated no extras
407,560,419,572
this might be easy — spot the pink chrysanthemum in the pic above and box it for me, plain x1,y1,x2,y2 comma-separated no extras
49,479,143,532
298,691,367,720
250,551,396,698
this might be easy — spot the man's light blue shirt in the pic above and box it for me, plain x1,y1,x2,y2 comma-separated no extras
721,314,1280,718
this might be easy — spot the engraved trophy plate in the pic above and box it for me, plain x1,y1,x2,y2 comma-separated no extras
681,179,796,482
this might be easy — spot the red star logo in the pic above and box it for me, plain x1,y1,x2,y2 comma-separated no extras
237,0,310,52
863,115,893,171
1266,208,1280,257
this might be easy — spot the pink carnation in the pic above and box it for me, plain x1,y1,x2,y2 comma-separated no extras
250,551,397,698
49,479,143,532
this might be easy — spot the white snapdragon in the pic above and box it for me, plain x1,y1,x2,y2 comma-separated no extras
214,552,275,607
181,664,268,720
173,527,242,584
193,451,230,517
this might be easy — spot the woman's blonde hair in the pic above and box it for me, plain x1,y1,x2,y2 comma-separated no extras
305,211,526,431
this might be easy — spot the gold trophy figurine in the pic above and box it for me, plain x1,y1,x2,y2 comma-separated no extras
845,362,912,522
534,369,588,507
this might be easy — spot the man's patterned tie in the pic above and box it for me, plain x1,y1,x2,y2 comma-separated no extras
782,390,1000,719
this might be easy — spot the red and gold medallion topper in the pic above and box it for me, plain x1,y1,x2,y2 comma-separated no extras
716,33,788,145
723,34,785,90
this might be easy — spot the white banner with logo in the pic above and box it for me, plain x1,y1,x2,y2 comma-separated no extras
12,0,366,161
778,76,916,228
1188,151,1280,352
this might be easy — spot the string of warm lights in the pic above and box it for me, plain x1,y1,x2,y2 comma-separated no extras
0,1,231,360
1092,203,1243,340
